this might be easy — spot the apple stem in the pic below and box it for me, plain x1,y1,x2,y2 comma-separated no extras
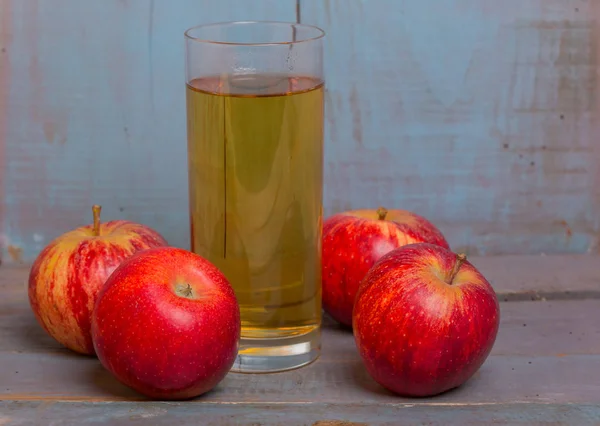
92,205,102,236
376,206,388,220
448,253,467,284
175,283,194,299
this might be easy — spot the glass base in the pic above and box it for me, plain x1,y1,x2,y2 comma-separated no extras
230,327,321,373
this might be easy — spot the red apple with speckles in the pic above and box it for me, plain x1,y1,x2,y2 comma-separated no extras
28,205,168,355
91,246,241,400
322,207,449,327
353,243,500,397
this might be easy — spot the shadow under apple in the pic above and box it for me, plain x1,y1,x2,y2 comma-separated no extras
345,356,486,401
89,361,227,402
89,362,145,400
5,308,69,353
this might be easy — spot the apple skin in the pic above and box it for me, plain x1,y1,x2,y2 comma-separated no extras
322,208,449,327
28,206,168,355
91,246,241,400
353,243,500,397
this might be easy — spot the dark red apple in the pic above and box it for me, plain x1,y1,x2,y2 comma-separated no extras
91,246,241,400
28,205,168,355
353,243,500,397
322,207,449,327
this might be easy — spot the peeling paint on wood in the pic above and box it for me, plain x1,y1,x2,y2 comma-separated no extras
2,0,600,261
300,0,600,256
6,245,22,263
0,0,12,265
0,0,297,263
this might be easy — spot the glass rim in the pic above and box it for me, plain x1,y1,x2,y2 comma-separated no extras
184,20,325,46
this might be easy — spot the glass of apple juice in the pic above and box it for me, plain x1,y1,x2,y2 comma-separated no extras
184,21,325,373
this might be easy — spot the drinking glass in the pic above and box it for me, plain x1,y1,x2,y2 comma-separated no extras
184,21,325,373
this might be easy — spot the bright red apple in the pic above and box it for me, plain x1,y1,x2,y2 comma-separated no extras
322,207,449,327
353,243,500,397
28,205,168,355
91,246,241,400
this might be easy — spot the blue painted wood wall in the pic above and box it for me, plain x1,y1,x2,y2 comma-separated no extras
1,0,599,263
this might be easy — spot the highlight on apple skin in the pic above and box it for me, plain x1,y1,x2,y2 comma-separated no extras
321,207,450,327
352,242,500,397
91,246,241,400
28,205,169,355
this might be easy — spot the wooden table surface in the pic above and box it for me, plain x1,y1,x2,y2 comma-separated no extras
1,254,600,425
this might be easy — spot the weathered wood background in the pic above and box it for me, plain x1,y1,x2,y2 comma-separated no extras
1,0,599,263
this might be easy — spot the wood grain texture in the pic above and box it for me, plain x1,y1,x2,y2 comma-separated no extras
4,252,600,319
300,0,600,256
5,262,600,357
1,263,600,426
0,1,11,266
1,402,600,425
4,293,600,359
3,0,600,263
4,350,598,404
469,253,600,299
0,0,297,263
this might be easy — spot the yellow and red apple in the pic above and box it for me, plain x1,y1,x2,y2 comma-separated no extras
91,246,241,400
321,207,449,327
28,205,168,355
353,243,500,397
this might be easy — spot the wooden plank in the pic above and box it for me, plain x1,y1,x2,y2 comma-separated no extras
1,337,600,405
2,263,600,423
1,264,599,404
0,0,297,264
0,0,10,262
3,284,599,357
468,254,600,300
4,252,600,305
2,401,600,425
3,0,600,261
300,0,600,256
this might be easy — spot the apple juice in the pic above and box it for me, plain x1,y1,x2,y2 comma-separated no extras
186,74,324,340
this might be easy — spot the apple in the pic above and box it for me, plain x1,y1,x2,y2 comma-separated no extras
322,207,449,327
91,246,241,400
28,205,168,355
353,243,500,397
